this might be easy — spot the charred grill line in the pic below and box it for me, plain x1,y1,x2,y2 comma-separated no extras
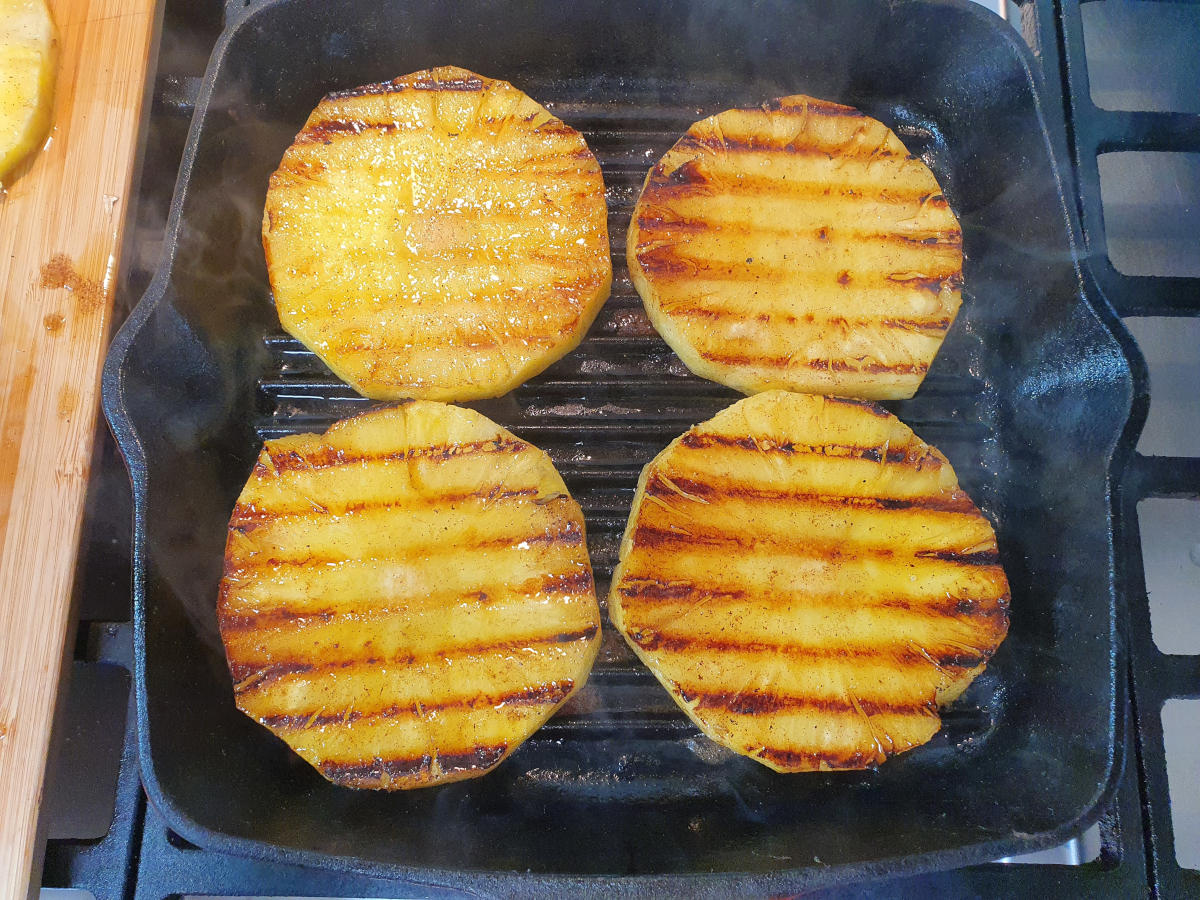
915,548,1003,566
617,580,1008,622
642,472,978,513
256,435,528,476
643,174,948,206
405,73,488,93
626,630,990,671
885,271,964,292
694,351,931,375
296,118,403,143
224,522,585,575
822,396,893,417
219,574,596,634
617,581,747,602
258,679,577,732
630,521,998,566
673,133,908,162
634,245,960,290
678,688,937,718
756,747,882,771
660,305,953,335
677,431,931,466
230,486,544,525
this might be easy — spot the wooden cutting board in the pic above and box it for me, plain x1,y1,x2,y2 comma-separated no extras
0,1,159,896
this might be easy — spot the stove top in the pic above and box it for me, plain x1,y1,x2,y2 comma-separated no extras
35,0,1198,896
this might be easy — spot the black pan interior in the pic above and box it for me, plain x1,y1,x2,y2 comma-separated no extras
103,0,1133,889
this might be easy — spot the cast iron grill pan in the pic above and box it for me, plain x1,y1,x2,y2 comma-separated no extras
102,0,1134,891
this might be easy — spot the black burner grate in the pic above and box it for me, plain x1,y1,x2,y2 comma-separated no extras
1056,1,1200,896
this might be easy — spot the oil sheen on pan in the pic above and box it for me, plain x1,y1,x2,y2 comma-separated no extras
217,402,602,789
627,94,963,401
262,65,612,403
609,391,1009,772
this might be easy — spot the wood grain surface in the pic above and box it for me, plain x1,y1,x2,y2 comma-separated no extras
0,1,158,896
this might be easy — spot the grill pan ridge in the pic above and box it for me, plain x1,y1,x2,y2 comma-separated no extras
102,0,1135,892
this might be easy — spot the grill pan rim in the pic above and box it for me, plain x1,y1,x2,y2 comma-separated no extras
101,0,1134,888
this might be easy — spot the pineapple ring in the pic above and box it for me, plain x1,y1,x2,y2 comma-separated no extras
263,66,611,402
609,391,1009,772
0,0,57,183
219,402,601,789
627,95,963,401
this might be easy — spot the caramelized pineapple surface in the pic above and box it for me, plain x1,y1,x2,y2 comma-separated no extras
609,391,1009,771
219,402,601,789
264,66,611,401
628,95,962,401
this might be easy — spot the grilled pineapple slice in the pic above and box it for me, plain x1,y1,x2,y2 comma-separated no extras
628,95,962,401
263,65,611,402
218,403,601,789
609,391,1009,772
0,0,57,183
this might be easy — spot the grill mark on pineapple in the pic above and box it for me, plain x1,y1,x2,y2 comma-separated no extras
323,69,488,99
625,630,990,671
230,626,597,692
318,743,508,786
915,548,1003,566
642,472,978,514
228,628,595,696
666,308,953,339
630,522,997,567
881,317,954,334
660,304,953,336
224,520,584,575
255,435,527,477
230,485,547,526
887,271,964,293
677,687,937,719
634,246,959,292
694,351,930,376
616,578,1009,618
616,581,749,603
402,71,489,92
672,131,909,165
755,746,888,771
621,587,1010,625
635,213,962,251
220,570,595,633
279,148,596,193
823,396,894,418
677,432,935,467
257,679,577,732
644,168,949,207
295,118,405,144
758,96,867,117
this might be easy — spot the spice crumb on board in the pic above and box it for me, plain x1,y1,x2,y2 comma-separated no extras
39,253,104,312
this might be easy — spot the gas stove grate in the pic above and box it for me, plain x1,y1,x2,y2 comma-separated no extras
1056,1,1200,896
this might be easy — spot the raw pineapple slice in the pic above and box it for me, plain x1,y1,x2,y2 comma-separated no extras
628,95,962,401
218,402,601,789
609,391,1009,772
0,0,56,183
263,65,611,402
